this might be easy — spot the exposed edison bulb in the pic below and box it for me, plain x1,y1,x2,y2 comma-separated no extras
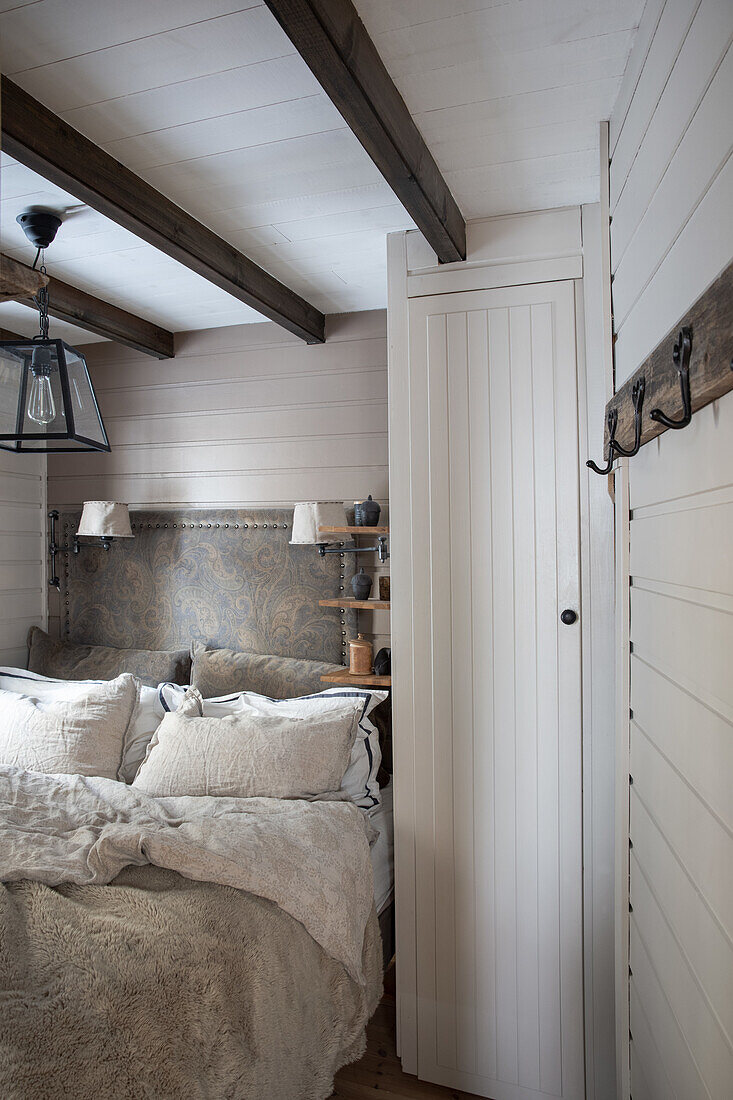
28,373,56,425
27,346,56,426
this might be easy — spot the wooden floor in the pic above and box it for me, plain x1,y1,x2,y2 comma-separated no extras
331,974,482,1100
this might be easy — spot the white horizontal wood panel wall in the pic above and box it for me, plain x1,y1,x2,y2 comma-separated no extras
625,393,733,1100
610,0,733,385
609,10,733,1090
47,311,388,510
46,310,388,650
0,450,46,667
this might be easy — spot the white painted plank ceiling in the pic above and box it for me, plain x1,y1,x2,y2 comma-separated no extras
0,0,644,338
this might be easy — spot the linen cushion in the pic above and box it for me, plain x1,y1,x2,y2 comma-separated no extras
28,626,191,687
190,642,343,700
160,682,387,808
0,665,163,784
0,673,139,779
133,688,361,799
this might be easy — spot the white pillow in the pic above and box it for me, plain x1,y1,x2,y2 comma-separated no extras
119,684,169,784
0,667,163,784
133,688,361,799
0,674,139,779
159,683,387,808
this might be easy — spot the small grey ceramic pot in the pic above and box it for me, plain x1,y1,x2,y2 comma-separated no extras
374,647,391,676
358,494,381,526
351,567,373,600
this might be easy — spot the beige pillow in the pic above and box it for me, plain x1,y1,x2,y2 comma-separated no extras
0,674,139,779
28,625,191,687
190,642,344,699
132,689,360,799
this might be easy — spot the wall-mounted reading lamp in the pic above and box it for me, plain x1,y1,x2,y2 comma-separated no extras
315,536,390,563
289,501,389,563
48,501,133,589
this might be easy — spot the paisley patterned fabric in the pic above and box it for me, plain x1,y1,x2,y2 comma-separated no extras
191,642,344,700
27,626,191,687
57,509,354,667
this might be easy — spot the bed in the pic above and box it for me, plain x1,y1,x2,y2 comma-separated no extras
0,508,394,1100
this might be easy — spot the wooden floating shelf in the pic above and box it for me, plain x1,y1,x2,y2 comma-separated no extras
317,525,389,535
320,672,392,687
319,598,390,610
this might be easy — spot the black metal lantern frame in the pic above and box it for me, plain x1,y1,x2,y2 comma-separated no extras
0,337,110,453
0,212,110,453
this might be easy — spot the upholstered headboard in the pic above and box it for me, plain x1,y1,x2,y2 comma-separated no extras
57,509,355,666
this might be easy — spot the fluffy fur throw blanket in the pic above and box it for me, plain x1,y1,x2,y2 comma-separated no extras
0,768,383,1099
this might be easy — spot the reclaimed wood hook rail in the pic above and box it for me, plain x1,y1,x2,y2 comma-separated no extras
587,260,733,473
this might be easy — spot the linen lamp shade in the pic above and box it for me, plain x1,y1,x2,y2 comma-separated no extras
290,502,348,544
77,501,134,539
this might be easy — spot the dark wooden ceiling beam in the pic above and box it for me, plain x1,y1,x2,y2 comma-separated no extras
263,0,466,264
0,253,47,302
3,253,175,359
0,326,26,341
1,76,325,343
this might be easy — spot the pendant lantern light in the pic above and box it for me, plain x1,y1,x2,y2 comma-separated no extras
0,210,110,453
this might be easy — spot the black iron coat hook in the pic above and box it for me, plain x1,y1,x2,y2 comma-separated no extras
611,377,645,457
586,407,619,475
586,377,646,475
650,327,692,429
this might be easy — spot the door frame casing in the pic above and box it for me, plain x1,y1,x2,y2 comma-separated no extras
388,208,618,1097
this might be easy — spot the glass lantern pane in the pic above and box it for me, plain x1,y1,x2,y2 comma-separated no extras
0,346,24,437
63,345,108,447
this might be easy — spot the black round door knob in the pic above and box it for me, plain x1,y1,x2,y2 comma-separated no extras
560,609,578,625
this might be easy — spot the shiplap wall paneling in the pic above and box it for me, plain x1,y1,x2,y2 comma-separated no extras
613,459,632,1100
609,10,733,1094
46,309,388,651
627,394,733,1100
0,451,46,666
402,281,584,1099
610,1,733,385
48,311,388,509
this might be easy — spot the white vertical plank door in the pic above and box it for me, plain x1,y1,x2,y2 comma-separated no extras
401,281,585,1099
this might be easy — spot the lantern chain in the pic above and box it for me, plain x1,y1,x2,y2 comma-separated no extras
33,249,50,341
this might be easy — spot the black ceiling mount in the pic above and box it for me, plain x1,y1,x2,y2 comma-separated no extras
16,209,62,249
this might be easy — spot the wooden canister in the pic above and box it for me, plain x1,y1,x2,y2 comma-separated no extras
349,633,373,676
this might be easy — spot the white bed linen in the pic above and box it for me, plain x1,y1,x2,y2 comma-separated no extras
159,682,386,809
367,778,394,914
0,667,163,784
0,766,375,985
